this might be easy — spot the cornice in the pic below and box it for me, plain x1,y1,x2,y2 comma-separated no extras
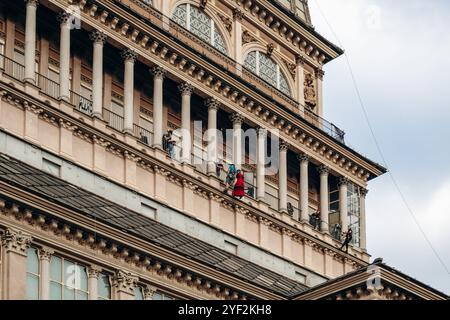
0,83,369,272
44,0,384,184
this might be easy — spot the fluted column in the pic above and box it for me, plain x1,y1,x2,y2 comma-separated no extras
206,99,219,175
24,0,38,84
279,142,289,213
179,82,194,163
230,113,244,169
37,247,53,300
256,128,267,201
360,188,368,250
121,49,137,134
151,66,166,148
87,265,101,300
318,165,330,232
57,12,72,101
298,153,309,222
89,31,107,118
296,55,306,113
339,177,349,233
316,68,324,117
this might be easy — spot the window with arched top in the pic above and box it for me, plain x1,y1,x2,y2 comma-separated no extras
172,4,227,55
244,51,292,97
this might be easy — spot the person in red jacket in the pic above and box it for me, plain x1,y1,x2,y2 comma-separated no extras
232,170,246,199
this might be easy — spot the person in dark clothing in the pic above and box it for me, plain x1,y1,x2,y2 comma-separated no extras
340,229,353,253
162,130,176,158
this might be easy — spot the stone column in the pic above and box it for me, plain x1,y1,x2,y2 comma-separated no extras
256,128,267,201
37,246,54,300
113,270,138,300
57,12,72,101
233,9,244,64
278,141,289,213
296,55,306,113
178,82,194,163
1,228,32,300
298,153,309,222
89,31,107,118
206,98,219,175
121,49,137,134
339,177,349,233
360,188,368,250
318,165,330,233
143,285,157,300
87,265,101,300
24,0,38,84
316,68,324,118
230,113,244,169
151,66,166,148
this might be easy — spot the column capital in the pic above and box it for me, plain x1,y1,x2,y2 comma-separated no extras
90,30,107,44
178,82,194,96
298,153,310,163
318,165,330,175
151,66,166,80
25,0,39,7
87,265,102,279
1,228,32,256
233,8,245,21
338,177,350,187
257,127,268,137
37,246,54,261
143,285,157,300
57,11,73,25
121,49,138,63
112,270,138,295
279,141,290,152
230,112,244,125
205,98,220,111
315,68,325,80
295,54,306,66
360,188,369,198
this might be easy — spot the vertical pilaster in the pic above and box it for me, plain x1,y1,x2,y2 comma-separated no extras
1,228,32,300
206,99,219,175
233,9,244,64
121,49,138,134
298,154,309,222
57,12,72,101
256,128,267,201
178,82,194,163
360,188,368,250
339,177,349,233
318,165,330,233
37,246,53,300
90,31,107,119
278,142,289,213
315,68,324,118
230,113,243,169
296,55,306,114
151,66,166,148
24,0,39,84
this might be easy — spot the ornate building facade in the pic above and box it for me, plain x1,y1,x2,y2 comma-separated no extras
0,0,446,300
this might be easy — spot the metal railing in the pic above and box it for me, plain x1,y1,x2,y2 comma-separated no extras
103,108,124,132
36,73,60,100
1,54,25,82
133,124,153,146
70,91,93,116
304,108,345,143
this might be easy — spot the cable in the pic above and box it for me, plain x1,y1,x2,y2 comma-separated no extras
311,0,450,275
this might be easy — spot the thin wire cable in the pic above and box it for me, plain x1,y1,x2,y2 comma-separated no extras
312,0,450,275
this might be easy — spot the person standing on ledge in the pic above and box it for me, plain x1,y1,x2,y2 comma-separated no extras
232,169,245,199
340,229,353,254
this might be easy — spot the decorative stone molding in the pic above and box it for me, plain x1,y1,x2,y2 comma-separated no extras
282,58,297,79
318,165,330,175
38,246,54,261
230,112,244,125
360,188,369,198
242,30,257,44
121,49,138,62
279,141,290,151
87,265,102,279
178,82,194,96
200,0,208,10
57,11,73,25
0,228,32,256
205,98,220,111
266,43,275,57
25,0,39,7
113,270,139,294
315,68,325,80
143,285,157,299
297,153,310,163
338,177,350,187
89,30,107,44
218,13,233,35
233,8,245,22
151,66,166,80
304,73,317,108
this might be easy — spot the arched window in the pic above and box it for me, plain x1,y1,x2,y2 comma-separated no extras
244,51,292,97
172,4,227,54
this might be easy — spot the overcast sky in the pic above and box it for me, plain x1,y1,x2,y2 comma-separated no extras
309,0,450,294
